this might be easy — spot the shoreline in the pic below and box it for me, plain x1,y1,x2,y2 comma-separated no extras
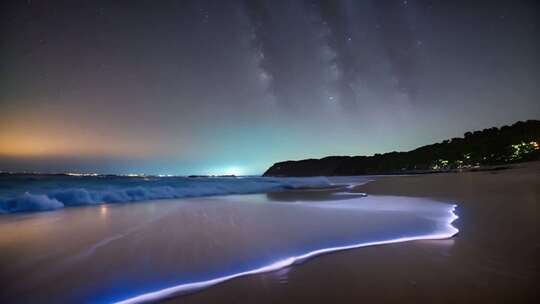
1,162,537,303
168,161,539,304
0,189,457,303
116,201,458,304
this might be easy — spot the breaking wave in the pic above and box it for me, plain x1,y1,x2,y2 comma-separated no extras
0,175,339,213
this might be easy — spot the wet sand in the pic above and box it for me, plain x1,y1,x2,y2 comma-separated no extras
169,162,539,304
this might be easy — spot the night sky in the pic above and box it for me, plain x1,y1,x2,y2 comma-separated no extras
1,0,538,175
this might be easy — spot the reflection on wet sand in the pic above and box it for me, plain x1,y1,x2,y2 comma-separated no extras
0,191,457,303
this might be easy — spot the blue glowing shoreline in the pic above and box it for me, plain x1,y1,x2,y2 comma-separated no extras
115,205,459,304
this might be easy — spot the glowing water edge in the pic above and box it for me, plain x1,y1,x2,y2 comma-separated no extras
0,193,458,304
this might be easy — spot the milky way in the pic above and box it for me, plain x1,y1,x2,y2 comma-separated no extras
1,0,538,174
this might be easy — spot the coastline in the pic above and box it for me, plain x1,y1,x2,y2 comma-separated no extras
0,179,454,303
168,161,539,304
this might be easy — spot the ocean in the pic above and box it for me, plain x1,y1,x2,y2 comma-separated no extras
0,174,347,213
0,174,458,303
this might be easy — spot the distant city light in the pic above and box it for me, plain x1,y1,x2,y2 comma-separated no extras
66,172,99,177
510,141,539,160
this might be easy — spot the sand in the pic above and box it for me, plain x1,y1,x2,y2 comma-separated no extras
1,163,537,303
168,162,539,304
0,186,455,303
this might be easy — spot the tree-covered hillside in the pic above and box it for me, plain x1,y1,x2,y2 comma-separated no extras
264,120,540,176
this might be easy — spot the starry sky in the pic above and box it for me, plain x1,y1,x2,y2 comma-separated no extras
1,0,538,175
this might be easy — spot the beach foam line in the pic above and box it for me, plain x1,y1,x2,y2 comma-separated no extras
114,205,459,304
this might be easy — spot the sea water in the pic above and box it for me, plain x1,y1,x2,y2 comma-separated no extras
0,175,457,303
0,174,344,213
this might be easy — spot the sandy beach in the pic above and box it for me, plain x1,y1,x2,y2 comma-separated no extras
168,162,539,304
0,163,537,303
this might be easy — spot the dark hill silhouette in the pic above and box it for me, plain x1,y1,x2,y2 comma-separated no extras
263,120,540,176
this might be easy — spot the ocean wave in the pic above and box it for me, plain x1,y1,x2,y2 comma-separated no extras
0,176,335,213
0,193,64,213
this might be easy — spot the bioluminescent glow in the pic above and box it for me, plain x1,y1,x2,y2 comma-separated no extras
115,205,459,304
0,181,459,304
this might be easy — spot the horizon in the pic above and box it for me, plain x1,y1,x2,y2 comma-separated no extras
1,119,537,176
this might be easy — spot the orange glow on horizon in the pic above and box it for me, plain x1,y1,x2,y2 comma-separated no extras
0,132,161,158
0,108,203,160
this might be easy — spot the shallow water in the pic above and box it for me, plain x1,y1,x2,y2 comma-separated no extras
0,192,457,303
